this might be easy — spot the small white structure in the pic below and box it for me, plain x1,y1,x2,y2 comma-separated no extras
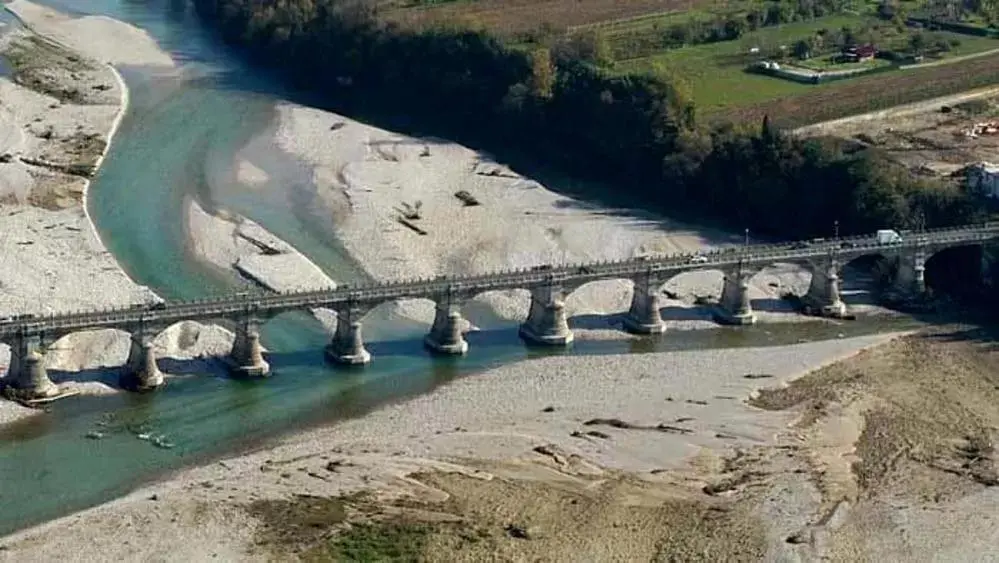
876,229,903,244
965,162,999,198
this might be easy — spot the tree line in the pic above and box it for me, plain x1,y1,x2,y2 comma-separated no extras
191,0,987,241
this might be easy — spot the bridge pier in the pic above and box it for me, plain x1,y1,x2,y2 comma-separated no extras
715,266,756,325
229,318,270,377
624,273,665,334
804,257,847,317
121,331,164,392
891,248,928,299
327,307,371,365
425,298,468,355
520,283,573,346
3,334,60,400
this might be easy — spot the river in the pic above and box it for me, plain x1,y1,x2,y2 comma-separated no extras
0,0,924,537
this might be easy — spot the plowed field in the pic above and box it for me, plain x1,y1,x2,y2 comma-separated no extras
381,0,714,35
717,53,999,127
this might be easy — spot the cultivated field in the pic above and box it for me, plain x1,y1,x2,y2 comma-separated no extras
612,15,866,109
719,52,999,127
380,0,717,35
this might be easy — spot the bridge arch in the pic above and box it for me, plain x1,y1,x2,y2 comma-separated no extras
660,268,726,302
563,278,633,316
464,288,532,329
354,298,438,341
44,328,130,375
151,320,238,359
742,262,811,314
924,244,985,297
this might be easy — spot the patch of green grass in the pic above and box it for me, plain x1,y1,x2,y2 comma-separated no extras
612,15,868,109
306,522,433,563
246,495,348,547
932,31,999,56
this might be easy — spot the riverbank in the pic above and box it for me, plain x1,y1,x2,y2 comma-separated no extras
0,331,909,560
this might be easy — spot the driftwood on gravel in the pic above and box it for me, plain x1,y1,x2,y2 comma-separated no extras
582,418,693,435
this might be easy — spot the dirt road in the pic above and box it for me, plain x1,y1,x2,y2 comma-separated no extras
794,86,999,137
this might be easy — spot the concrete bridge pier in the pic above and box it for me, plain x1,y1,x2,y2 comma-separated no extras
327,307,371,365
520,283,573,346
716,267,756,325
3,334,60,400
230,318,270,377
891,248,928,299
804,257,847,317
624,273,665,334
425,298,468,355
122,331,164,392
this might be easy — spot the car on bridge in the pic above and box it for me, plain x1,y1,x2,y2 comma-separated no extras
688,254,708,264
0,313,35,322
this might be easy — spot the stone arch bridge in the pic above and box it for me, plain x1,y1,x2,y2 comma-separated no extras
2,223,997,400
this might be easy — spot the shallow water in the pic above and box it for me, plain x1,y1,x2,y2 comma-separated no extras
0,0,926,538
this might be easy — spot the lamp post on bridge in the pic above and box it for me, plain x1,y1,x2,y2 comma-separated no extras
834,220,839,241
744,228,749,249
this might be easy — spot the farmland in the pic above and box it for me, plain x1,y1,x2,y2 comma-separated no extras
614,18,999,113
612,15,867,109
379,0,720,36
718,52,999,127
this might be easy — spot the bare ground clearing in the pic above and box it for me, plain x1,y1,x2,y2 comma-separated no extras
800,93,999,178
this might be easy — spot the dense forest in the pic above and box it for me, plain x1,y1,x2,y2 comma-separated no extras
191,0,986,240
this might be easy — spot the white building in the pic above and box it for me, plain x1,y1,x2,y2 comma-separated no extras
965,162,999,198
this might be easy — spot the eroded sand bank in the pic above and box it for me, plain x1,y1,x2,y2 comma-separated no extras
186,198,335,293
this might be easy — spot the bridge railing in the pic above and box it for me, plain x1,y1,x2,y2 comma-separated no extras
3,223,998,333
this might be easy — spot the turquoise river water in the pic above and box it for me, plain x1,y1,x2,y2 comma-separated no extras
0,0,923,537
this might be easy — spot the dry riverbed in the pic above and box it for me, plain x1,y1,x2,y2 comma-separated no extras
0,331,917,561
7,326,995,562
